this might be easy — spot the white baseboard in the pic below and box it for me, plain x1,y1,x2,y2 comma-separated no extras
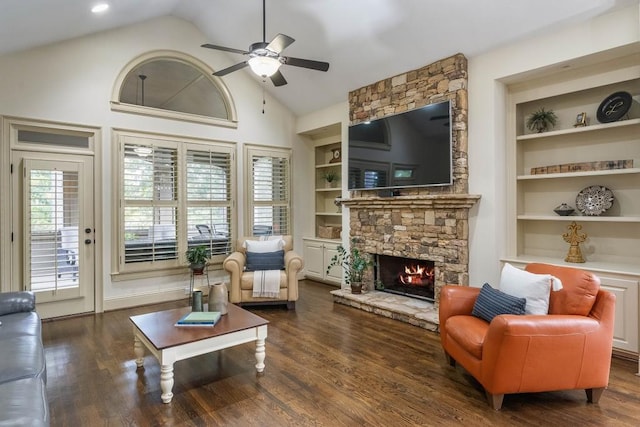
103,288,186,311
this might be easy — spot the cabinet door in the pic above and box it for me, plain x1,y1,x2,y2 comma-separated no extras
303,241,324,279
324,244,343,284
600,275,639,353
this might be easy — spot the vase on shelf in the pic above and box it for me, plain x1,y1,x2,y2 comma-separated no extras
553,203,575,216
208,282,228,315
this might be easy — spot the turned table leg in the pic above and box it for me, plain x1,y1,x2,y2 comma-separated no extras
255,337,266,373
160,364,174,403
134,336,145,368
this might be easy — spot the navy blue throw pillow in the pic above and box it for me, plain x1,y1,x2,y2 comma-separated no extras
245,250,285,271
472,283,526,323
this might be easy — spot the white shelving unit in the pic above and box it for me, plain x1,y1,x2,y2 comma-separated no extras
298,124,344,286
505,53,640,355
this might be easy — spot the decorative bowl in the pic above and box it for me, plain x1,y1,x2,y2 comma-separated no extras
575,186,614,216
553,203,575,216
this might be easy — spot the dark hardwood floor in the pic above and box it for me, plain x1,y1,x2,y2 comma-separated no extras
42,280,640,426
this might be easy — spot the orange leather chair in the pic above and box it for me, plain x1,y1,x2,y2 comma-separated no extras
439,263,616,410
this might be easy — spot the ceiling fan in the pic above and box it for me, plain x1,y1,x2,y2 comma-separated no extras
201,0,329,87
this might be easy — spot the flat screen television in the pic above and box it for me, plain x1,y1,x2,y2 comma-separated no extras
348,100,452,190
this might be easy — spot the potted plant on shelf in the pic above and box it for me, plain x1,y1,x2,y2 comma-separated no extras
322,171,340,188
186,245,209,274
526,107,558,133
326,239,373,294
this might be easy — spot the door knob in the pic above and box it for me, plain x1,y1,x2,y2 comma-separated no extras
85,228,92,233
85,239,92,244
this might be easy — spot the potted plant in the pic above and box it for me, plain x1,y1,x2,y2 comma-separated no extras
186,245,209,274
326,239,373,294
322,170,340,188
526,108,558,133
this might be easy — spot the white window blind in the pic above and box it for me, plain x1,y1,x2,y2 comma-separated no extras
246,147,291,236
186,148,233,258
116,132,236,275
28,169,80,291
122,144,178,264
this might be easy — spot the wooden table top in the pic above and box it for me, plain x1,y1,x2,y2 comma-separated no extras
129,304,268,350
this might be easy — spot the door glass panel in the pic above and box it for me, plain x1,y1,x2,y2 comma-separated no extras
28,169,79,291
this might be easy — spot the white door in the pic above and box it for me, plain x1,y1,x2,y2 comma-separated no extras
13,152,95,318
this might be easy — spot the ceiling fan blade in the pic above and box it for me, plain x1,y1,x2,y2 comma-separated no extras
266,33,295,54
270,70,287,87
282,56,330,72
213,61,248,77
201,43,248,55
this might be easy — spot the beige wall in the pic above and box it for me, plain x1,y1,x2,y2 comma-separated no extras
0,16,302,309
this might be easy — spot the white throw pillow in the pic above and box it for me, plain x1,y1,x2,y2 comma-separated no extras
243,238,284,253
499,263,563,315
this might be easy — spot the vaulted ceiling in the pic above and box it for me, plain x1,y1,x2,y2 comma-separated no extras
0,0,637,115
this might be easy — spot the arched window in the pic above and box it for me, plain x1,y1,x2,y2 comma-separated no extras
111,51,237,127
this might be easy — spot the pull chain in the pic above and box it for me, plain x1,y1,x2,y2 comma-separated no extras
262,79,266,114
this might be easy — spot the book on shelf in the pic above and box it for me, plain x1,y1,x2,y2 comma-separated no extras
175,311,221,327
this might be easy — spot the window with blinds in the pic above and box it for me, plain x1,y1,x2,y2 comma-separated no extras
123,145,178,264
116,133,236,274
246,147,291,236
186,149,233,257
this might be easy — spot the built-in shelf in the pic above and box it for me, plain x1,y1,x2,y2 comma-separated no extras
501,256,640,277
518,167,640,180
316,188,341,192
516,117,640,141
315,212,342,217
508,62,640,355
517,215,640,223
316,162,341,169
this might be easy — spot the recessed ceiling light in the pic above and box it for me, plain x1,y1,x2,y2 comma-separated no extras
91,3,110,13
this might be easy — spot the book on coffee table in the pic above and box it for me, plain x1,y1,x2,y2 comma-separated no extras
175,311,221,327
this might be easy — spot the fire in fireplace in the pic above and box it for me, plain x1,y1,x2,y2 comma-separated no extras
375,254,435,301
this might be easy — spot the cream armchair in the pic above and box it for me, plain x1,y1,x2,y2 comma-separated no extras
222,236,303,309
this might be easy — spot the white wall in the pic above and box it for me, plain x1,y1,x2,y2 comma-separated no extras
468,4,640,286
0,16,301,309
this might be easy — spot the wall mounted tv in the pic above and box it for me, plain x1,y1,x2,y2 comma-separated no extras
348,100,452,191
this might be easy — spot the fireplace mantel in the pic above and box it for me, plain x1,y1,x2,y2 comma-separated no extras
340,194,480,210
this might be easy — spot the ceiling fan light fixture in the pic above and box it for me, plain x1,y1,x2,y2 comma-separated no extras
248,56,281,77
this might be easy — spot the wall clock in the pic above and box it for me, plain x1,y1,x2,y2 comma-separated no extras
596,91,632,123
329,147,341,163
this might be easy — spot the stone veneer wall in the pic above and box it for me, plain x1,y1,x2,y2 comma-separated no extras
345,54,477,307
349,53,469,195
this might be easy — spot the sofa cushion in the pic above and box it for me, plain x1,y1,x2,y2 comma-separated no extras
472,283,526,323
240,271,287,290
0,337,46,384
0,312,42,339
245,250,285,271
242,238,284,253
0,377,49,426
500,263,562,315
445,315,490,360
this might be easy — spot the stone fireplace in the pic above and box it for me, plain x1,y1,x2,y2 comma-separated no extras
341,194,479,307
330,53,479,328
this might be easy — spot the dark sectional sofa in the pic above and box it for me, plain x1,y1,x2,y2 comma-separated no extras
0,291,49,426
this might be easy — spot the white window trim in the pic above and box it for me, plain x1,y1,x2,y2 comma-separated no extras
244,144,292,237
110,50,238,128
111,129,236,280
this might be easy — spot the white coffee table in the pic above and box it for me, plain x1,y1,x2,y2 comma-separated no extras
130,304,268,403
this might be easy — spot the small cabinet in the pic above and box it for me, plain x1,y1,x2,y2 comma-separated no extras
303,238,342,285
